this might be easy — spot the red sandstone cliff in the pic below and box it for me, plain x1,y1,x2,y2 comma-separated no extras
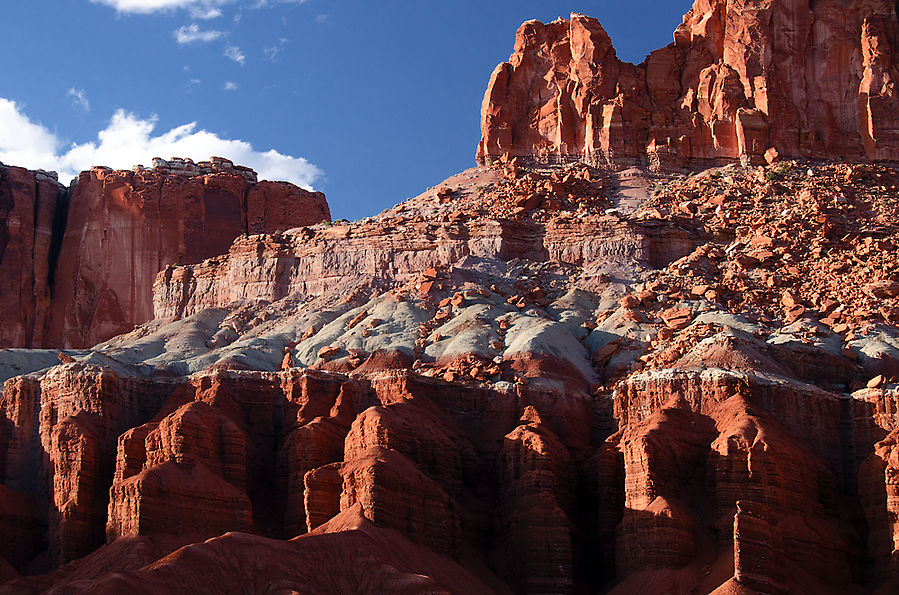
478,1,899,166
0,167,65,348
0,158,330,349
2,2,899,593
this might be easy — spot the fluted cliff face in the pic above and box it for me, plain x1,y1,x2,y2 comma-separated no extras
0,159,330,350
478,1,899,166
0,167,66,348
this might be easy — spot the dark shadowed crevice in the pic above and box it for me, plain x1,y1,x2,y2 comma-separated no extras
46,183,70,298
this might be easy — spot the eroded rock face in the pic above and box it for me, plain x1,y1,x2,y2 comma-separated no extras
7,331,893,593
0,160,330,350
32,364,174,564
478,3,899,166
2,102,899,593
0,166,65,348
152,205,689,322
0,508,498,595
49,167,329,349
859,427,899,586
497,407,576,593
0,361,591,584
598,368,860,593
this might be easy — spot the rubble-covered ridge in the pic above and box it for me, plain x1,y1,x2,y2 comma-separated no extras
0,152,897,593
137,155,258,182
635,161,899,335
479,2,899,165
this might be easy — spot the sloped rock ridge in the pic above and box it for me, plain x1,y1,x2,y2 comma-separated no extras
0,153,897,593
0,157,330,349
478,1,899,167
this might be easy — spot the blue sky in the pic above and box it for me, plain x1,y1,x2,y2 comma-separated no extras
0,0,692,220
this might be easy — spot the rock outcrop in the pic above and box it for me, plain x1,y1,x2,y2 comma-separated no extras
151,186,688,325
2,2,899,592
0,166,65,348
2,153,899,592
478,2,899,166
0,158,330,349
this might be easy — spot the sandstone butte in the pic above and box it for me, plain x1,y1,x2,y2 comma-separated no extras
0,156,330,349
1,1,899,594
478,0,899,167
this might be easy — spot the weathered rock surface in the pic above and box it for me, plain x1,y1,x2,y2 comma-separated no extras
0,166,65,349
2,3,899,591
859,426,899,588
0,159,330,350
151,181,689,325
478,3,899,166
497,406,576,593
0,508,498,595
2,151,896,592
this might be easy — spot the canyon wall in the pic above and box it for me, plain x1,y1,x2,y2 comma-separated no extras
0,159,330,349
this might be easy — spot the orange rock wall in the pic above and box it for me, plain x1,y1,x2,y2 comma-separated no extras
0,163,330,349
0,167,65,348
478,2,899,165
2,354,899,591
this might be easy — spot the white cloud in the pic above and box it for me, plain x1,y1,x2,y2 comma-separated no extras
0,99,61,169
224,45,246,65
189,6,222,18
263,46,280,61
174,24,224,44
68,88,90,112
224,81,238,91
92,0,307,16
251,0,306,7
263,37,288,61
91,0,233,15
0,98,322,190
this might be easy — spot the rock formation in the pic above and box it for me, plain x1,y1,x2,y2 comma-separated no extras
478,2,899,167
1,2,899,593
1,150,896,592
0,166,65,348
0,158,330,350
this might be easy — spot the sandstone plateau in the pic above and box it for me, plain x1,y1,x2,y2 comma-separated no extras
1,1,899,594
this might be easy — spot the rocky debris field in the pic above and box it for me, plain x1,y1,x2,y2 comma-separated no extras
637,161,899,332
0,153,897,594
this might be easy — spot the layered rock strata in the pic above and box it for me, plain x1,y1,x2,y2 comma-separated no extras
153,214,690,321
1,2,899,589
3,147,898,592
0,166,65,348
3,321,897,592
